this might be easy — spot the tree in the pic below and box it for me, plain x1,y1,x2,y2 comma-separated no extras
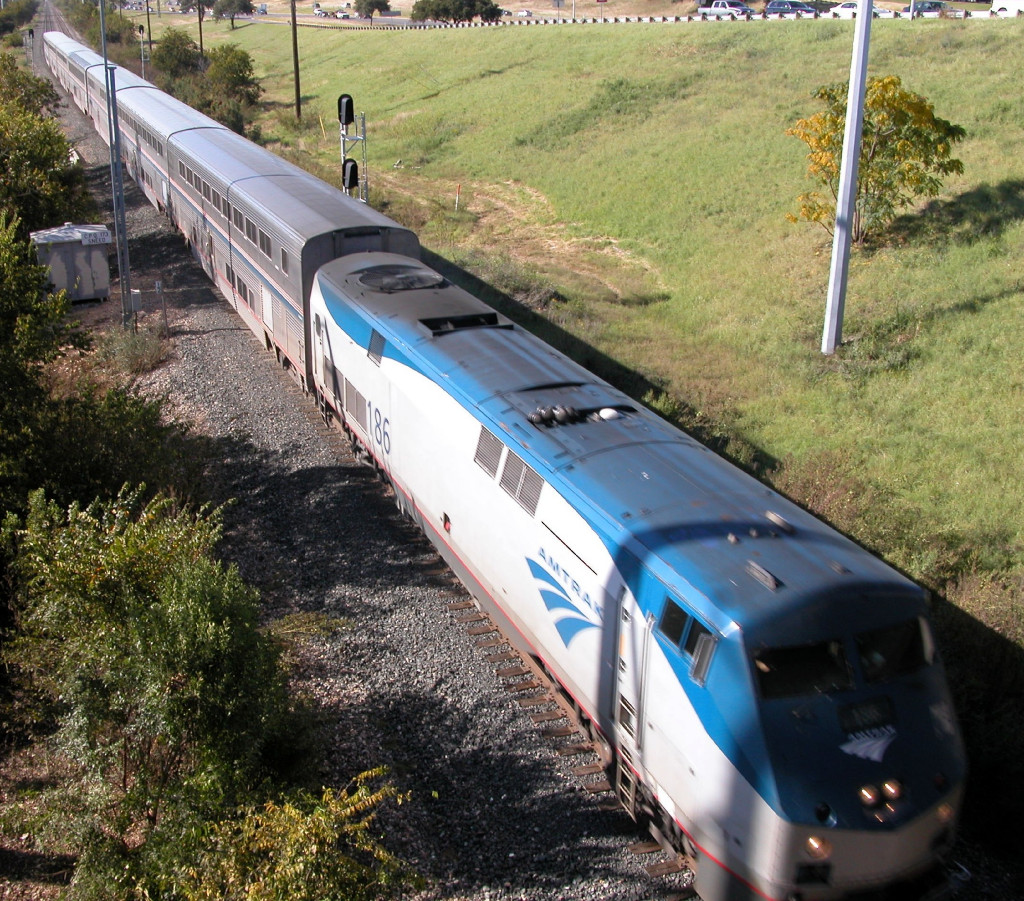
212,0,254,28
0,100,92,240
206,43,262,106
152,26,203,79
354,0,391,22
171,779,416,901
4,488,291,839
0,214,81,517
786,75,966,244
410,0,501,23
0,52,59,116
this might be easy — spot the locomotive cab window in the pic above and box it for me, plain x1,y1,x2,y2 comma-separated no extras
857,617,933,685
657,598,718,686
754,640,854,700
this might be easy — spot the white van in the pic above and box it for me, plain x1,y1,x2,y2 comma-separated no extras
990,0,1023,14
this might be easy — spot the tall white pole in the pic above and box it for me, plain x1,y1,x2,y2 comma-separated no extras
822,0,872,355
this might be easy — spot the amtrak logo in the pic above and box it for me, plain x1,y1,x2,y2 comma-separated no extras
840,726,897,762
527,550,601,648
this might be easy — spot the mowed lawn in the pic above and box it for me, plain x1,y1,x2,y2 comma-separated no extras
146,12,1024,574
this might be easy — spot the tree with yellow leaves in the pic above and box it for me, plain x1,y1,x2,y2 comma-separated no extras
787,75,965,244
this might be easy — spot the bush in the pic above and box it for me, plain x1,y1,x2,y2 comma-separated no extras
3,487,294,888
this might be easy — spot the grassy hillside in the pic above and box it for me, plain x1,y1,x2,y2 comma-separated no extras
131,11,1024,838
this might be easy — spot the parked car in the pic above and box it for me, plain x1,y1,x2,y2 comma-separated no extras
516,8,533,14
766,0,819,12
335,9,350,16
831,0,881,14
697,0,757,14
314,7,328,14
902,0,964,13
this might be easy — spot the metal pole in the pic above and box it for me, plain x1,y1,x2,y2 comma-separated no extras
822,0,872,354
290,0,301,120
98,0,134,328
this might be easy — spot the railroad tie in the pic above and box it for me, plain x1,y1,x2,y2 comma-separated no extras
517,694,552,707
505,679,542,693
446,600,476,611
645,857,689,878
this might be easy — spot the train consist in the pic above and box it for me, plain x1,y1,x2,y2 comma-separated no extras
44,31,966,901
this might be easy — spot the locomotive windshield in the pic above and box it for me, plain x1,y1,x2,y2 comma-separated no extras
754,640,853,699
857,616,934,684
753,617,933,699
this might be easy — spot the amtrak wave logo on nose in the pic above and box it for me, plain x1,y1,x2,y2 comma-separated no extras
840,725,896,762
527,557,599,648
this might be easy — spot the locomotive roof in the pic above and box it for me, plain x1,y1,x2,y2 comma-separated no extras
170,129,414,245
316,254,920,635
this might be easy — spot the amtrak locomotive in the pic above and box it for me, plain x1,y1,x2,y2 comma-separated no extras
44,30,967,901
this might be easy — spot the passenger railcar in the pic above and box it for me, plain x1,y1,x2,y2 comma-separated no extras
43,30,419,389
44,30,966,901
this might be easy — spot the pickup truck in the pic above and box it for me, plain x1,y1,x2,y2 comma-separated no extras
697,0,756,15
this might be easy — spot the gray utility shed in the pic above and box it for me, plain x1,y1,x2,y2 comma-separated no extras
30,223,111,303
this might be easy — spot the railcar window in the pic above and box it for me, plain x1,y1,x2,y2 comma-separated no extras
178,161,185,178
258,229,272,258
233,209,244,230
281,248,289,273
857,618,932,684
755,641,854,699
202,181,211,202
685,619,713,657
212,189,221,211
245,218,257,244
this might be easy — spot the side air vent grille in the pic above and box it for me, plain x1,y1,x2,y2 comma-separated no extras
345,379,367,432
367,329,385,365
474,427,504,478
499,451,544,516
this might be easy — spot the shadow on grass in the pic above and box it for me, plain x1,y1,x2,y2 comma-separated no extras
886,178,1024,247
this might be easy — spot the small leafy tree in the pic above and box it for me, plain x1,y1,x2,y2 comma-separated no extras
786,75,966,244
4,488,291,846
0,100,92,239
410,0,501,23
212,0,254,28
205,43,262,106
152,26,203,79
354,0,391,21
171,778,416,901
0,51,59,115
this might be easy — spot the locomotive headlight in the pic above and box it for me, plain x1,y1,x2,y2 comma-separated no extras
882,779,903,801
858,784,881,807
937,802,955,825
805,836,832,860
